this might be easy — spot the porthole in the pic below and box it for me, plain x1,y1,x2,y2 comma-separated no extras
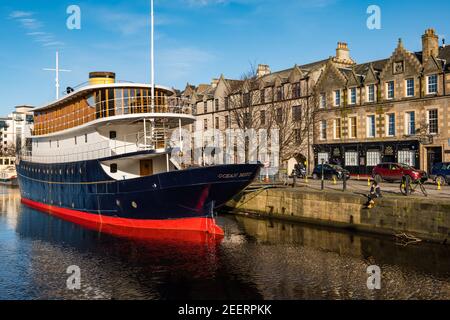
116,200,121,206
131,201,138,209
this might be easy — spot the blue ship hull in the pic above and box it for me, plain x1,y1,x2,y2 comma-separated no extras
17,159,261,234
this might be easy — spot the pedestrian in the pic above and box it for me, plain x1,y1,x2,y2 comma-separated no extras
365,180,382,209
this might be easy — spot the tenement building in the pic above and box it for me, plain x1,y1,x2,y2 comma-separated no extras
184,28,450,175
314,29,450,175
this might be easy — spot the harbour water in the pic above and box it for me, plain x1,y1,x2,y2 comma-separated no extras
0,187,449,300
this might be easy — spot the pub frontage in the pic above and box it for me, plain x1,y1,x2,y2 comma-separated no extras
313,140,420,175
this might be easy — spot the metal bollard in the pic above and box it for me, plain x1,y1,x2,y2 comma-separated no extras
343,175,347,192
404,175,411,196
292,175,296,188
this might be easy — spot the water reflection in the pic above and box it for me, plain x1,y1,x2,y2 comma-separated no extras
0,188,449,300
226,215,450,299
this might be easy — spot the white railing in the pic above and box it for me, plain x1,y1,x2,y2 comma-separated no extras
33,95,193,136
19,129,170,164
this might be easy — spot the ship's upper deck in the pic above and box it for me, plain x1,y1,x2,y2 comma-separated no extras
32,72,193,137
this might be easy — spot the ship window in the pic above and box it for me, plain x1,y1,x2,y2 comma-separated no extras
109,131,117,140
74,136,77,145
110,163,118,173
49,140,52,148
87,94,95,108
85,134,88,143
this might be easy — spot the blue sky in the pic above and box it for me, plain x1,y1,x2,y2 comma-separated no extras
0,0,449,114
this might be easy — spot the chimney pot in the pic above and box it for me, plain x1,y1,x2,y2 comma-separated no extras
422,28,439,61
257,64,271,78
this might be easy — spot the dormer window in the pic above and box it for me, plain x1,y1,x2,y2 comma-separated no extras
320,93,326,109
367,84,375,102
349,88,357,105
386,81,394,99
276,86,284,101
406,78,415,97
292,83,301,99
427,74,438,94
334,90,341,107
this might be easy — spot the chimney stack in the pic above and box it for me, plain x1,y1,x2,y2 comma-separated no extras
422,28,439,61
257,64,271,78
335,42,350,62
211,78,219,88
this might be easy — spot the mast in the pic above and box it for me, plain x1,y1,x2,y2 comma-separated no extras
150,0,155,113
43,51,71,100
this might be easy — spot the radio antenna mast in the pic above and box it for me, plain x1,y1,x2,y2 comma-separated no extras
150,0,155,112
43,51,71,100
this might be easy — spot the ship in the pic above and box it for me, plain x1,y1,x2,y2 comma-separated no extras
17,71,261,235
0,157,18,186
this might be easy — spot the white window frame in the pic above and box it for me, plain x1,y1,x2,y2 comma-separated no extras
427,74,438,94
367,84,375,102
334,118,341,140
405,78,415,97
318,152,329,164
398,150,415,167
345,151,358,166
334,90,341,107
385,113,396,137
349,87,357,105
320,93,326,109
348,116,357,139
405,111,415,136
320,120,327,140
386,81,394,100
366,115,376,138
366,151,381,167
427,109,438,135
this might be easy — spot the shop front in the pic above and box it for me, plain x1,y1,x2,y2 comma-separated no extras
313,140,420,175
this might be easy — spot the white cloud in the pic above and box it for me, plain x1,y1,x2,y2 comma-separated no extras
88,6,177,36
158,47,216,81
9,11,34,19
9,10,64,48
185,0,228,6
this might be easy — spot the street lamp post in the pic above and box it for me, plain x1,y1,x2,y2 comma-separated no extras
321,159,325,190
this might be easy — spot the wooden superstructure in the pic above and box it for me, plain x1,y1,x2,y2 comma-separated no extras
33,72,187,136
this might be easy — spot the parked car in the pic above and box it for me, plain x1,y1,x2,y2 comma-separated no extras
372,163,428,183
429,162,450,185
312,164,350,181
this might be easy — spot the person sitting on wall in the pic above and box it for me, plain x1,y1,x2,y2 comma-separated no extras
365,180,382,209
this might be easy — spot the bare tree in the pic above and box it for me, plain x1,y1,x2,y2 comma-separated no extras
0,143,16,157
227,64,273,133
275,89,320,164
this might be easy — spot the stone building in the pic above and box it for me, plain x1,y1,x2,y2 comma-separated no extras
0,105,34,155
314,28,450,175
183,28,450,175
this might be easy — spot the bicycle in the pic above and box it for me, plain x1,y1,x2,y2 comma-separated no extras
399,175,428,197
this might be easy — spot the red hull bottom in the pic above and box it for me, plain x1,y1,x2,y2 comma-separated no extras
21,197,225,237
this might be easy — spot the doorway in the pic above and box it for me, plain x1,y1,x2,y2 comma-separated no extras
426,147,442,173
140,160,153,176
